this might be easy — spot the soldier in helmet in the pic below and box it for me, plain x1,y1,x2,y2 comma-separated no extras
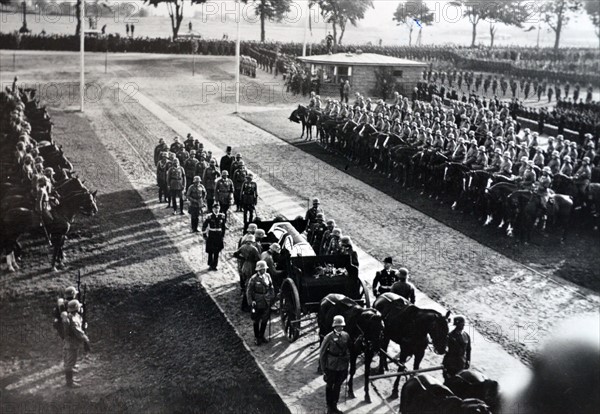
308,212,327,252
521,161,537,190
215,170,234,218
319,219,336,255
325,228,343,255
240,172,258,226
154,138,168,166
305,198,324,232
62,299,91,387
156,152,170,204
372,257,399,297
184,133,195,152
573,157,592,208
184,150,200,191
246,260,275,345
235,235,261,311
560,155,573,176
391,268,416,304
537,166,554,215
261,243,284,289
320,315,350,414
185,176,206,233
340,236,359,267
53,286,78,340
232,160,247,212
202,159,221,210
443,315,471,380
166,158,186,215
202,204,226,270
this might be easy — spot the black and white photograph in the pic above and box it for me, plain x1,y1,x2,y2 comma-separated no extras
0,0,599,413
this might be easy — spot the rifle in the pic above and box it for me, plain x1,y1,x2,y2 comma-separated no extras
82,283,87,333
76,270,81,302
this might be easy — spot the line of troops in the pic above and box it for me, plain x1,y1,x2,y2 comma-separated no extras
424,69,595,103
307,91,597,207
239,55,257,78
154,137,258,270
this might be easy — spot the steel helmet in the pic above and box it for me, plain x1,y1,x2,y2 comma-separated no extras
67,299,81,313
552,151,559,157
582,157,590,164
494,148,502,154
527,160,534,166
332,315,346,327
563,155,572,162
65,286,78,299
255,229,266,238
245,234,256,243
255,260,268,271
313,198,320,205
193,176,202,183
340,236,351,246
247,223,257,233
503,151,511,157
542,166,551,174
269,243,281,253
453,315,466,326
479,146,486,151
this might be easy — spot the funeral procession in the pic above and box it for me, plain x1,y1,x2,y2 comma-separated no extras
1,0,600,413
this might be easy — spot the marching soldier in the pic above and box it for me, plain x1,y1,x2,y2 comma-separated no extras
246,260,275,345
62,299,91,387
240,173,258,226
325,228,343,255
372,257,399,297
308,212,327,252
202,159,220,210
320,315,350,414
340,236,359,268
319,219,336,255
235,235,261,311
166,158,186,215
156,152,170,204
443,315,471,380
184,150,199,191
202,204,226,271
154,138,168,166
185,176,206,233
170,136,184,154
232,161,247,212
305,198,324,232
184,133,195,152
215,170,235,218
391,268,416,304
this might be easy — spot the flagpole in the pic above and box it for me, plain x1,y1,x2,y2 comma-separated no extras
302,1,309,57
80,0,85,112
235,0,241,114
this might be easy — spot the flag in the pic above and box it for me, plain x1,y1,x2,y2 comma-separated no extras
524,25,537,32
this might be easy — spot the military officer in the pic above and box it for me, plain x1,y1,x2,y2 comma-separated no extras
340,236,359,268
169,136,184,154
156,152,170,204
320,315,350,414
391,268,416,304
308,212,328,252
246,260,275,345
62,299,90,387
372,257,399,297
166,158,186,215
235,235,261,311
215,170,234,218
240,173,258,226
261,243,284,289
232,160,247,212
220,146,234,174
443,315,471,380
202,204,226,270
202,159,220,210
185,176,206,233
184,150,199,191
154,138,168,166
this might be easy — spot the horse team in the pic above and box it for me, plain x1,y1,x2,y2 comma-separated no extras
1,80,98,272
290,91,599,244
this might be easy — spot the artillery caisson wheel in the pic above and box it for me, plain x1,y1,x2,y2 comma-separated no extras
359,278,371,308
280,278,301,342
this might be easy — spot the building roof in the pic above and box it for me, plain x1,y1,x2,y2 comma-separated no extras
298,53,427,67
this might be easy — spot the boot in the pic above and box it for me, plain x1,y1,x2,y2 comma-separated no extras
65,371,81,388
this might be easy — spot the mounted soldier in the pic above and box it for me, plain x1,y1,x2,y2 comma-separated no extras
548,151,561,175
559,155,573,176
521,161,537,189
372,257,399,297
573,157,592,208
391,268,416,304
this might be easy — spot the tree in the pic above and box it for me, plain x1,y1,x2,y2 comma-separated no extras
311,0,374,45
145,0,206,40
540,0,583,51
393,0,434,46
487,1,527,48
450,1,492,47
243,0,292,43
584,0,600,49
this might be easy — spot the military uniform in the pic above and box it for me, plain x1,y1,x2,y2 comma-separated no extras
232,167,247,211
235,241,261,310
305,205,324,231
186,183,206,232
184,157,199,191
156,157,170,203
215,176,234,217
202,211,226,270
62,304,90,387
240,179,258,226
246,270,275,343
372,268,399,296
320,330,350,413
167,163,186,214
443,327,471,379
308,219,328,253
391,280,416,303
153,142,168,166
202,166,220,210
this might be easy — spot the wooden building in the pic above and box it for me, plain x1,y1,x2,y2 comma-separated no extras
298,52,427,98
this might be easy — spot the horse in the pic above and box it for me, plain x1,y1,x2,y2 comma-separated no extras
1,188,98,271
374,292,450,399
464,170,493,218
37,143,74,172
390,146,419,186
318,294,385,403
445,370,501,413
483,182,519,234
553,173,600,214
508,190,573,244
442,162,471,208
400,374,492,414
288,105,319,141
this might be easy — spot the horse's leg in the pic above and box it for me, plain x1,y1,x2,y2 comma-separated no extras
377,337,390,374
347,348,357,399
363,349,373,403
412,347,425,371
